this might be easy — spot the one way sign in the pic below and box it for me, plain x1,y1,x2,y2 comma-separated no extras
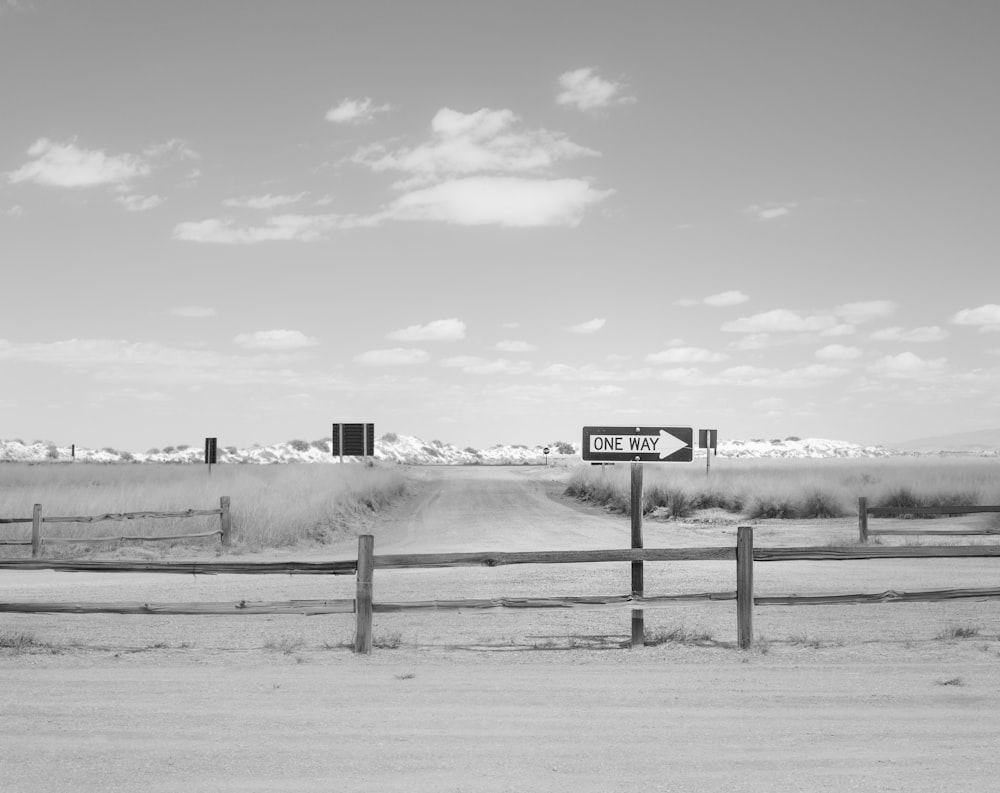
582,426,693,463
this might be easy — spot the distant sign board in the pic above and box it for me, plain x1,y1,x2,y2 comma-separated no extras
699,429,718,450
332,423,375,458
204,437,217,465
582,426,693,463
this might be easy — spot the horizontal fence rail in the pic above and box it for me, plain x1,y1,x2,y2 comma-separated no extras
3,530,1000,651
0,497,232,555
858,496,1000,542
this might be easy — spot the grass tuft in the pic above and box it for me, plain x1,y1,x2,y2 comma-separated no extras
644,626,714,646
936,624,981,640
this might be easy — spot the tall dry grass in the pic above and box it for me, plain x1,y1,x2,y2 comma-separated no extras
566,457,1000,519
0,462,407,552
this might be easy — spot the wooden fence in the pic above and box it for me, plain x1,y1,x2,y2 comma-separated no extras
3,527,1000,651
858,497,1000,543
0,497,232,556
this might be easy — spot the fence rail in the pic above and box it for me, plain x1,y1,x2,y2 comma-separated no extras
0,497,232,555
3,529,1000,651
858,497,1000,542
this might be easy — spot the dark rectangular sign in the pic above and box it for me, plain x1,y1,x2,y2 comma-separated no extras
204,437,217,465
332,423,375,457
582,426,693,463
699,429,718,449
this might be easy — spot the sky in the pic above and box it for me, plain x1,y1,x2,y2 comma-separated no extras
2,0,999,452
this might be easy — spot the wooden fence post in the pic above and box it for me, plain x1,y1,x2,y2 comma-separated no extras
736,526,753,650
630,462,644,649
31,504,42,558
858,497,868,543
219,496,232,547
355,534,374,654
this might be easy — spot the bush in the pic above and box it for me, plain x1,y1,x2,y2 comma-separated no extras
553,441,575,455
102,447,118,455
176,445,190,451
162,446,175,454
381,432,399,443
119,451,134,462
311,439,331,452
146,448,161,455
463,446,480,455
288,439,310,452
785,436,801,442
798,490,847,518
748,495,797,519
46,444,59,460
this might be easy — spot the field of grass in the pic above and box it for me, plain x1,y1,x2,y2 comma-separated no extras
0,462,407,553
566,457,1000,520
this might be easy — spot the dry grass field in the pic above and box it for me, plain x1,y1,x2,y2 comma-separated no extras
3,462,1000,791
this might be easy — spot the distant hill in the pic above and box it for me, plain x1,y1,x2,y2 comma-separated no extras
885,428,1000,454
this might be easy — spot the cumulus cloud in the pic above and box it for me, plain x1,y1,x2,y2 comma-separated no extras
439,356,531,375
745,202,797,221
169,306,216,318
834,300,896,324
116,194,164,212
646,347,727,364
952,304,1000,331
387,318,466,342
325,97,391,124
354,348,430,366
869,352,947,377
6,138,151,187
721,309,835,333
556,67,635,111
223,193,307,210
703,290,749,307
870,326,948,342
495,340,538,352
815,344,863,361
233,329,318,350
383,176,611,227
567,318,606,334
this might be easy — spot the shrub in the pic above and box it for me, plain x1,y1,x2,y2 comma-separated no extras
46,444,59,460
310,439,331,452
146,448,161,455
463,446,480,455
102,447,118,455
798,490,848,518
554,441,575,455
785,436,801,441
119,451,134,462
748,495,797,519
288,439,310,452
381,432,399,443
176,444,189,451
162,446,175,454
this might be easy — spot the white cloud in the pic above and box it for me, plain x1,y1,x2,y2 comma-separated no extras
325,97,391,124
223,193,307,210
568,318,606,334
173,213,370,244
7,138,151,187
834,300,896,324
495,340,538,352
815,344,863,361
116,194,164,212
354,107,598,187
556,67,635,111
703,290,749,307
539,363,653,382
384,176,611,227
646,347,727,364
7,204,24,216
721,309,835,333
233,329,318,350
952,304,1000,331
354,348,430,366
387,318,466,342
870,326,948,342
869,352,947,378
819,324,856,337
169,306,216,318
745,202,797,221
719,364,848,387
439,356,531,375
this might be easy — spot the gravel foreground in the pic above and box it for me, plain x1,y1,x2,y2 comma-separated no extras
3,466,1000,792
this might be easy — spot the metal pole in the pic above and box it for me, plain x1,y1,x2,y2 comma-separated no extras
630,462,644,648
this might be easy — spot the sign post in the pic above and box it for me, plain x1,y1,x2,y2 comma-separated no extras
698,429,718,475
204,437,217,475
582,426,694,648
542,446,550,466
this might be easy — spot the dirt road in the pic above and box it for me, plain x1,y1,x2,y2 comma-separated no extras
4,465,1000,792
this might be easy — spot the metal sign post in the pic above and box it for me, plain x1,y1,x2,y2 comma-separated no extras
542,446,550,466
698,429,718,475
582,425,694,648
204,437,217,475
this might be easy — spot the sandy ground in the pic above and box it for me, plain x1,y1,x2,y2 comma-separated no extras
3,465,1000,792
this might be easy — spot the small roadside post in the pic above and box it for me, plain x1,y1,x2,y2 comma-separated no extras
204,437,217,476
698,429,718,474
582,426,694,648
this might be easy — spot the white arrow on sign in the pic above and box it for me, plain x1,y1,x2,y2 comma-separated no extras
589,429,689,459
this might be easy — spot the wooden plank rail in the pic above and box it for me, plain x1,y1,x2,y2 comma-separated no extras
1,498,234,555
373,547,736,569
0,599,355,615
756,587,1000,606
859,497,1000,542
755,545,1000,561
0,559,357,575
